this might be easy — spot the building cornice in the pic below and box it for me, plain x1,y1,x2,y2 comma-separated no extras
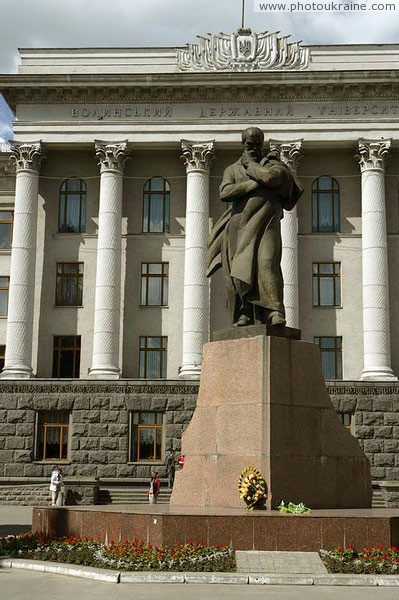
1,71,399,111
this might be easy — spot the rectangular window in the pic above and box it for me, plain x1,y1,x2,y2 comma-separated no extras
0,277,9,316
52,336,81,378
55,263,83,306
142,177,170,233
141,263,169,306
139,336,167,379
59,179,87,233
35,410,70,461
312,263,341,307
129,411,163,462
314,336,343,380
311,177,340,233
0,211,13,249
0,345,5,371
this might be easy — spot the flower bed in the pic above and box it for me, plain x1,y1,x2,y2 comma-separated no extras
0,532,235,572
320,544,399,574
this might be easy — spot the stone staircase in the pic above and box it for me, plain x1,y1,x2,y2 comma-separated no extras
372,485,385,508
97,483,385,508
97,484,171,505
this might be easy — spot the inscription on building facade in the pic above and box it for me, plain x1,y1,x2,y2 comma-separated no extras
18,101,399,122
68,102,399,121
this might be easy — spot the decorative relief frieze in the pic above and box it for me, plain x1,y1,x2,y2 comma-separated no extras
0,382,199,395
9,141,43,172
326,384,399,396
357,139,391,172
1,380,396,397
94,140,129,172
7,82,399,110
181,140,215,172
177,29,310,72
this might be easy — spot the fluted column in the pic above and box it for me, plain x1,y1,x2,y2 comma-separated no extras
89,141,129,379
270,140,302,329
358,139,396,380
179,140,215,379
1,141,43,378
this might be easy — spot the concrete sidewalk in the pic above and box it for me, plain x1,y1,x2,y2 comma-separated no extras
0,505,32,536
236,550,328,574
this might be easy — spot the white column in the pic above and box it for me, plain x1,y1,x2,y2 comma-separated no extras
270,140,302,329
1,142,43,379
179,140,215,380
89,141,129,379
358,139,396,380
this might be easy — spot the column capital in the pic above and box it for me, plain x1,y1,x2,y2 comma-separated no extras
357,139,391,172
10,141,43,172
94,140,129,173
181,139,215,173
269,139,303,173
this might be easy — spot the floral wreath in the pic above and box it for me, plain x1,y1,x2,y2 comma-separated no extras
238,466,268,510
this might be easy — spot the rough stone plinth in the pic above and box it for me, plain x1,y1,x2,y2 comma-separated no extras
170,335,372,509
212,324,301,342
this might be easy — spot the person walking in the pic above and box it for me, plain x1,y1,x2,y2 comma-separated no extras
147,470,161,504
165,449,176,491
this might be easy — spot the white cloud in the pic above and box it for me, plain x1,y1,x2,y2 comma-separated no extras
0,0,398,75
1,1,399,139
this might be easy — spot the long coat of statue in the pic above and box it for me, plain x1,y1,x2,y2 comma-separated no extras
207,152,303,326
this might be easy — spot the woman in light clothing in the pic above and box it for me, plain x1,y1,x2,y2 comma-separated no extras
49,465,64,506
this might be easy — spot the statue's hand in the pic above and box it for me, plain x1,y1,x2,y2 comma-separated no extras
241,150,257,168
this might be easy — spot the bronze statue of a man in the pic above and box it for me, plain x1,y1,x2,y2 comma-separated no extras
207,127,303,327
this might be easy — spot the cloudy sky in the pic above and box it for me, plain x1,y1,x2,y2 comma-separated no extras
1,0,399,140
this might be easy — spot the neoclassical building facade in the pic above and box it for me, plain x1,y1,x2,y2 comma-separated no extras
1,29,399,503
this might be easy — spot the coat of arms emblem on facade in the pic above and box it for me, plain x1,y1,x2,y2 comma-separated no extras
177,29,310,72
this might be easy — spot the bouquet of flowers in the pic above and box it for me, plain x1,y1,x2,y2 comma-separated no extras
238,466,268,510
277,500,311,514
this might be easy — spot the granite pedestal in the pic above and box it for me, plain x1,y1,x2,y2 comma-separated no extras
32,505,399,551
171,333,372,509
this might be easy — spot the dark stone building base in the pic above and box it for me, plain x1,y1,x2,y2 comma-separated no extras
1,379,399,507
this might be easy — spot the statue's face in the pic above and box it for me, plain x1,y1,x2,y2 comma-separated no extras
242,132,263,161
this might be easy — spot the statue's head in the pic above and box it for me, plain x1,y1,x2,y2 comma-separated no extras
241,127,264,161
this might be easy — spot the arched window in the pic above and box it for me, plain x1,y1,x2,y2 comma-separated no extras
59,178,87,233
142,177,170,233
312,176,340,233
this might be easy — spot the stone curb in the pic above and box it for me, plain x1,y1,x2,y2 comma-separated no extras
120,572,185,583
184,573,248,584
1,559,399,586
249,575,314,585
0,558,120,583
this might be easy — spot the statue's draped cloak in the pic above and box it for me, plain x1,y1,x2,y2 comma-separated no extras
207,157,301,322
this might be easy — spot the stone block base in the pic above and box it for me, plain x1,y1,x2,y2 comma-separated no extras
170,335,372,509
32,505,399,551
